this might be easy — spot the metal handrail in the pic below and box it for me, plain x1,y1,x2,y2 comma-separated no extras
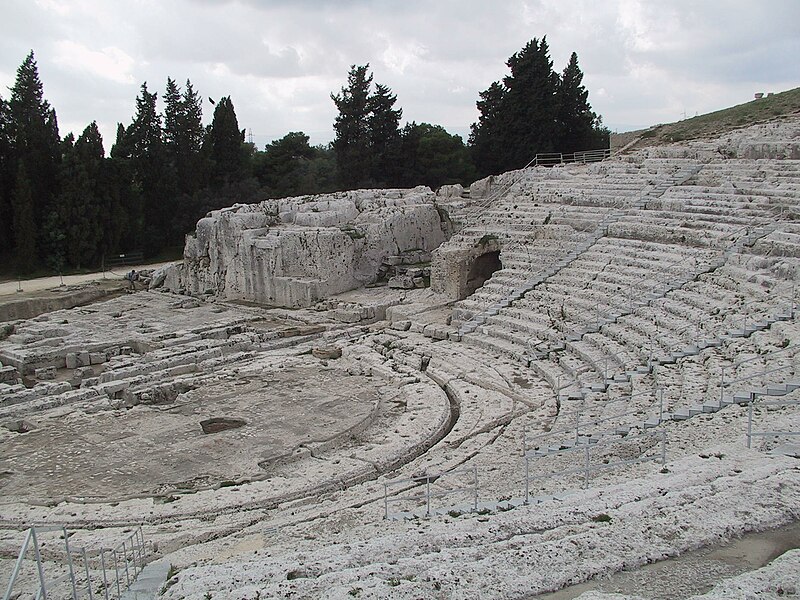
526,388,663,450
3,525,146,600
383,466,478,519
524,429,666,500
747,397,800,448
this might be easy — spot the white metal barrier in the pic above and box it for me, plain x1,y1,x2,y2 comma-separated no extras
747,398,800,449
383,466,478,520
523,429,666,503
3,525,146,600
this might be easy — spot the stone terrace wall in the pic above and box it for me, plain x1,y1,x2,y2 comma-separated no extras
178,187,448,307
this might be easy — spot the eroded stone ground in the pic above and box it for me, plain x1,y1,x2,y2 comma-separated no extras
0,365,379,499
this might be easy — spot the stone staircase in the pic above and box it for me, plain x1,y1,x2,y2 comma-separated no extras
454,163,704,340
466,218,780,407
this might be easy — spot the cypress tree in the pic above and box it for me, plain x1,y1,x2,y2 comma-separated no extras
331,65,373,189
56,123,106,268
0,97,12,257
501,37,559,169
556,52,606,153
470,38,607,176
469,81,507,176
367,83,402,186
180,79,206,192
125,83,170,254
206,96,245,188
11,162,36,273
8,51,61,266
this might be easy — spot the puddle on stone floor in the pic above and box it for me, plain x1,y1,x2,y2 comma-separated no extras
533,520,800,600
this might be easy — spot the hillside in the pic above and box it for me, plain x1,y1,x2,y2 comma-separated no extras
612,86,800,152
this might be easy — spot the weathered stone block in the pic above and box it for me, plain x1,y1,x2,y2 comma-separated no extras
35,366,57,380
388,275,416,289
312,346,342,360
89,352,107,365
0,365,19,383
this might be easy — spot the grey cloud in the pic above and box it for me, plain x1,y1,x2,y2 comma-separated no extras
1,0,798,150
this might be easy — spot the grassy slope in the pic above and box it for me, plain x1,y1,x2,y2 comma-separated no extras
613,86,800,151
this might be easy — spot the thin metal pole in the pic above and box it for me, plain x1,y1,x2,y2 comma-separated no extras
747,401,754,449
720,366,725,403
31,528,48,600
112,550,121,599
100,550,110,600
4,530,34,600
122,541,130,586
584,446,591,489
473,466,478,512
383,483,389,520
62,527,78,600
659,388,664,423
522,422,527,457
524,457,530,505
136,528,145,575
425,477,431,517
82,547,94,600
574,410,580,445
129,534,138,576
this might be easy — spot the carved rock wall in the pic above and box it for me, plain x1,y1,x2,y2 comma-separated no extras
179,187,446,307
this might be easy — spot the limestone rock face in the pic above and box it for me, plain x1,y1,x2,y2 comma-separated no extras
179,187,445,307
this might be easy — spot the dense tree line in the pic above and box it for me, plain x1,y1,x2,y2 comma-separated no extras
469,37,609,175
0,39,607,274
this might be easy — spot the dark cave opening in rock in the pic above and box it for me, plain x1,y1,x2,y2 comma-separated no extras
466,251,502,296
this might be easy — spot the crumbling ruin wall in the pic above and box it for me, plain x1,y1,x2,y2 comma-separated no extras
178,187,447,307
429,236,503,300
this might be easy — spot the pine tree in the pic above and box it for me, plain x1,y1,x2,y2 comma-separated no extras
8,51,61,266
125,82,171,254
0,96,12,257
206,96,245,188
55,123,106,268
256,131,316,198
501,37,560,169
556,52,604,153
180,79,206,191
331,65,373,189
400,123,475,189
11,162,36,273
469,81,506,176
367,83,402,185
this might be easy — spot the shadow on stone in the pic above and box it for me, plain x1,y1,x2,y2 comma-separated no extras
200,417,247,434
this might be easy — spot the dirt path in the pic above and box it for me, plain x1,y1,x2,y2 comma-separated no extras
0,262,175,297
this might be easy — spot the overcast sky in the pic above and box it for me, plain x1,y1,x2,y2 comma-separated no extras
1,0,798,152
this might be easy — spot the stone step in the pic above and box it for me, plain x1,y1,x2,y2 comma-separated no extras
643,416,662,428
671,408,691,421
765,384,790,396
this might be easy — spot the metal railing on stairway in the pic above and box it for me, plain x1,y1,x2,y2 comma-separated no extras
3,525,146,600
459,147,612,231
